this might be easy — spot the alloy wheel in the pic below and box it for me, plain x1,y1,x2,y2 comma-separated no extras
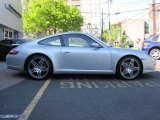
118,57,141,80
27,56,51,80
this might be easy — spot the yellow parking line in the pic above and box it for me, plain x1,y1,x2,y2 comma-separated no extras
18,79,51,120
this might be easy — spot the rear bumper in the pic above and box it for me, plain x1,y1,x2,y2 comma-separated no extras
6,54,25,71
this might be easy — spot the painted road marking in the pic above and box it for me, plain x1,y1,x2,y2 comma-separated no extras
0,114,21,119
18,79,51,120
60,80,160,89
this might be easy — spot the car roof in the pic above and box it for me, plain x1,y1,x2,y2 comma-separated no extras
34,31,92,42
22,31,109,48
45,31,90,38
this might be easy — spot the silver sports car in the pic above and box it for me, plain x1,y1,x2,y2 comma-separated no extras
6,32,155,80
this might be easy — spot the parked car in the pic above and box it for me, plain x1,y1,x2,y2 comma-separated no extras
0,39,29,60
142,35,160,60
6,32,155,80
127,43,133,48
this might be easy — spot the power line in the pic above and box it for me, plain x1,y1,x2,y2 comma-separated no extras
80,7,150,15
128,7,150,20
114,8,150,14
112,0,151,5
124,12,149,28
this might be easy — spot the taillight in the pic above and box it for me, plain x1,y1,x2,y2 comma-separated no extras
142,42,147,48
8,50,19,55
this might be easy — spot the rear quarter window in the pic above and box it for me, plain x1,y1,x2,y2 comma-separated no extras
38,36,61,46
152,36,159,42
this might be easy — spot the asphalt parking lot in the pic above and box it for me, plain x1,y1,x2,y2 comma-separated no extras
0,61,160,120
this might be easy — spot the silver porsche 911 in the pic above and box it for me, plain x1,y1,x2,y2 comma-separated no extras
6,32,155,80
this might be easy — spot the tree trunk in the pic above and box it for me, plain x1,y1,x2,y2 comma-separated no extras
54,28,56,34
45,29,47,36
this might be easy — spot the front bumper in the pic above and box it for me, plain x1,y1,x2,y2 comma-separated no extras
142,58,156,74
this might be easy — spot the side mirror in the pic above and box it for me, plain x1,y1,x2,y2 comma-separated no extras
92,42,101,48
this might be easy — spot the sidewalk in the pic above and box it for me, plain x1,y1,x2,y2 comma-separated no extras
0,61,24,91
156,60,160,71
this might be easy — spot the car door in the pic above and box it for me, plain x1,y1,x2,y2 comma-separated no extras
60,34,111,72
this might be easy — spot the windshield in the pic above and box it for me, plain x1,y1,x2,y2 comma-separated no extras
86,33,110,47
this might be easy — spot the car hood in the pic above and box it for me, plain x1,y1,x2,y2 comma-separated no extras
114,47,140,53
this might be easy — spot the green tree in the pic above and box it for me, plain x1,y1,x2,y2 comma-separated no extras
102,23,128,45
23,0,83,35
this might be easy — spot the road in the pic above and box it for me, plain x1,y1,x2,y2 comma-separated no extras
0,61,160,120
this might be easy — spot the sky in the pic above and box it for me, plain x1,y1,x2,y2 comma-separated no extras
101,0,160,23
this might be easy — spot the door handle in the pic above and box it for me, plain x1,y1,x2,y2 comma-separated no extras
63,51,71,55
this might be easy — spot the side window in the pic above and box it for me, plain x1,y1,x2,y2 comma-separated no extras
0,40,12,45
158,35,160,42
13,40,22,45
152,36,159,42
0,40,6,45
15,40,21,44
63,34,93,47
39,36,61,46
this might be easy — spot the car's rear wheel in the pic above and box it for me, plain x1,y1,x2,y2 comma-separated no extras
117,57,142,80
26,55,52,80
149,48,160,60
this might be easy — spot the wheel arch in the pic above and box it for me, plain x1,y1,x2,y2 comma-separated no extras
24,53,54,72
115,55,143,74
148,47,160,54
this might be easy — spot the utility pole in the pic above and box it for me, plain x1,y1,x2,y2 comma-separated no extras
101,10,104,39
107,0,111,31
107,0,112,42
152,0,156,35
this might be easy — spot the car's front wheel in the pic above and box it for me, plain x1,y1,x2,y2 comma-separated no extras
26,55,52,80
116,57,142,80
149,48,160,60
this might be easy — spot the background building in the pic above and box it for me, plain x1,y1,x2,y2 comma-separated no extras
121,19,149,43
0,0,22,40
66,0,104,36
66,0,81,9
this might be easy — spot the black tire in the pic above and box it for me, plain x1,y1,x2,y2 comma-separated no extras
26,55,52,80
149,48,160,60
116,56,142,80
